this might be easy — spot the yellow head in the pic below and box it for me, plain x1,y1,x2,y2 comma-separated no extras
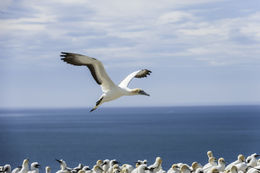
238,154,245,162
218,158,225,164
207,151,213,158
171,164,179,169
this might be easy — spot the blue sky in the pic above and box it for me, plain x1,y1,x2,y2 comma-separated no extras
0,0,260,108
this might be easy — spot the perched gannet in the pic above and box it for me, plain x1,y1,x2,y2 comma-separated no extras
92,165,103,173
61,52,152,112
96,160,103,168
18,159,29,173
135,161,142,168
148,157,163,173
247,154,260,168
72,163,83,173
3,164,11,173
45,166,51,173
203,157,217,171
107,160,119,173
28,162,40,173
56,159,71,173
102,160,110,173
191,162,203,172
11,167,22,173
207,151,214,159
167,164,180,173
180,165,191,173
208,158,226,173
121,164,134,173
225,154,245,171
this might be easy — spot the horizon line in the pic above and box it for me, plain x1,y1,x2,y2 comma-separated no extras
0,104,260,110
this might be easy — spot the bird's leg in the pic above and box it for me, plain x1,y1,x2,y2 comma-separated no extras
90,97,104,112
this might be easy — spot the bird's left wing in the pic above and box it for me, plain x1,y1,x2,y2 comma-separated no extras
119,69,151,88
61,52,116,92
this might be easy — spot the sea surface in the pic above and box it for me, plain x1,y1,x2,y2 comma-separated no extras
0,106,260,171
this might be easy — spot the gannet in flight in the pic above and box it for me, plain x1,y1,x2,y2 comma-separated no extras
61,52,152,112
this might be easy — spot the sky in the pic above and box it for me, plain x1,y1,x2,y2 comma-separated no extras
0,0,260,108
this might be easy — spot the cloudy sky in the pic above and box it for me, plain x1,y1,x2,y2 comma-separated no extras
0,0,260,108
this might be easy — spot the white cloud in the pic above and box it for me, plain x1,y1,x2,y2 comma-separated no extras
1,0,260,68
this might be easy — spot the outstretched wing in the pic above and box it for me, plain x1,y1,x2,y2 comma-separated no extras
119,69,152,88
61,52,116,92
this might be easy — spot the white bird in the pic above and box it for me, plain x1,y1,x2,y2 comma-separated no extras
45,166,51,173
148,157,163,173
107,160,119,173
92,165,103,173
203,157,217,171
11,167,22,173
225,154,245,171
56,159,71,173
180,165,191,173
3,164,11,173
102,160,110,173
61,52,152,112
191,162,203,172
247,154,260,168
208,158,226,173
18,159,29,173
167,164,180,173
121,164,134,173
28,162,40,173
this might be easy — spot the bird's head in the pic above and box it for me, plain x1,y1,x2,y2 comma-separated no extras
218,158,225,165
131,88,150,96
207,151,213,158
171,164,179,169
238,154,245,162
23,159,29,167
45,166,51,173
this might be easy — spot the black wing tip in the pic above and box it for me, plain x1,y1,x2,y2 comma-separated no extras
135,69,152,78
144,69,152,73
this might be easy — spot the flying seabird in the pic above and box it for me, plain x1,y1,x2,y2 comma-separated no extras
61,52,152,112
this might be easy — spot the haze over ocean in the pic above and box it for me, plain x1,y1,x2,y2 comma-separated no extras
1,106,259,170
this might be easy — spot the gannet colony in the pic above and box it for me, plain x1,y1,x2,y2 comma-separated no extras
1,151,260,173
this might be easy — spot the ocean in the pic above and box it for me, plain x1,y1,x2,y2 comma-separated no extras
0,106,259,171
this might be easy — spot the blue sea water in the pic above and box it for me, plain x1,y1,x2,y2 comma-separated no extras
0,106,260,171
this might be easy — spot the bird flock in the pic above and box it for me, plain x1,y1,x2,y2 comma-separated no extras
1,152,260,173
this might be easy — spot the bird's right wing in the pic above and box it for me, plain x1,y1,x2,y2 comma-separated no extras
61,52,116,92
119,69,152,88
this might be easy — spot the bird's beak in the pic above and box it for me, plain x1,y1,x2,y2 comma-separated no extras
139,90,150,96
56,159,62,164
35,164,41,168
144,167,149,170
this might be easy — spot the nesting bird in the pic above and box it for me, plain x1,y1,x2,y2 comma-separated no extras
3,152,260,173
